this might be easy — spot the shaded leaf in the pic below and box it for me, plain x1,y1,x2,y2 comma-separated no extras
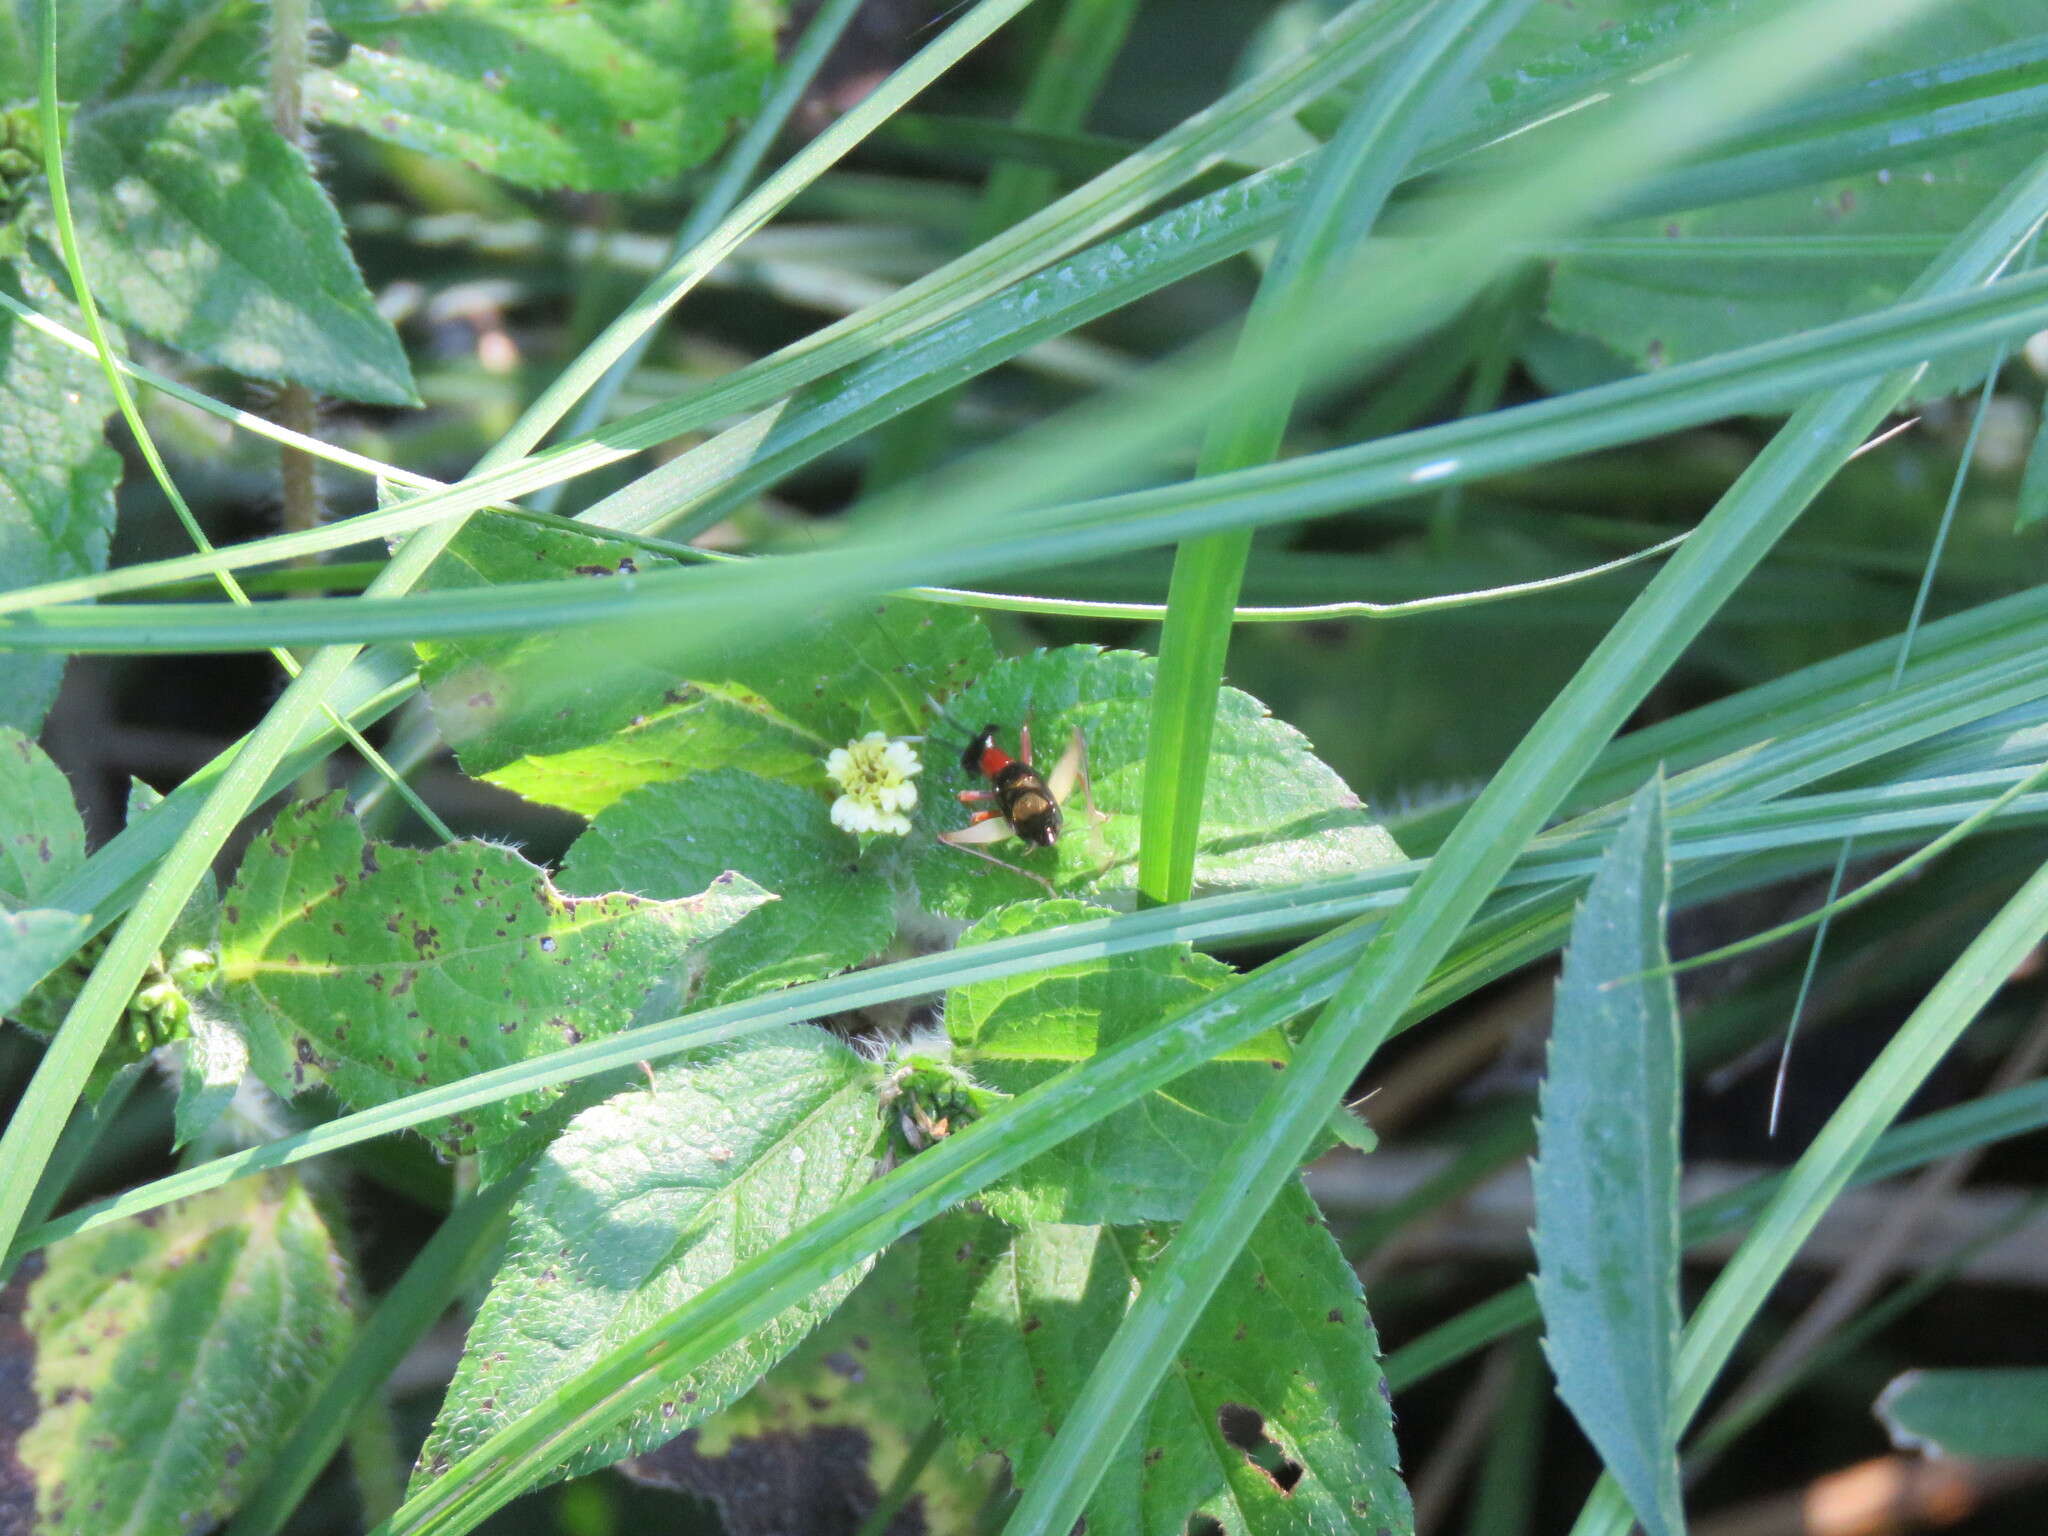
910,647,1403,916
413,1026,883,1495
0,0,128,100
2017,400,2048,530
216,794,769,1165
1876,1368,2048,1459
560,769,898,1004
0,726,84,909
0,908,92,1017
620,1242,995,1535
111,0,267,97
308,0,777,193
173,1008,249,1152
418,515,991,815
944,898,1292,1225
0,1173,355,1536
1532,774,1684,1536
0,261,118,736
918,1185,1411,1534
52,89,416,404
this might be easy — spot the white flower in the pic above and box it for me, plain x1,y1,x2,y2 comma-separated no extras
825,732,922,837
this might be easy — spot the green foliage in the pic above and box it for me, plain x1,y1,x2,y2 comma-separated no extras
559,768,899,1003
944,898,1294,1224
418,515,993,814
918,1183,1410,1534
0,727,82,908
1531,777,1684,1536
308,0,778,194
0,264,116,735
0,908,91,1015
48,89,415,405
1875,1367,2048,1458
413,1027,882,1488
1,1173,355,1536
216,794,770,1167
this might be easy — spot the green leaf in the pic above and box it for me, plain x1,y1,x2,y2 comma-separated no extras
308,0,778,194
945,898,1294,1225
0,1172,356,1536
0,726,83,909
1539,3,2048,396
112,0,267,97
1531,775,1684,1536
1875,1368,2048,1459
215,794,770,1165
618,1241,996,1530
50,89,416,405
412,1026,882,1495
0,0,127,99
0,262,117,736
910,647,1403,916
0,908,92,1016
418,515,993,816
559,769,898,1005
2016,398,2048,530
918,1183,1410,1534
173,1008,249,1152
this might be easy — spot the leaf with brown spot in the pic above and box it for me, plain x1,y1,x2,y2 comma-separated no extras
217,795,769,1171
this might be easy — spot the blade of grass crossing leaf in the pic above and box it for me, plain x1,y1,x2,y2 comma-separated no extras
1532,776,1684,1536
224,1168,530,1536
1569,851,2048,1536
1138,0,1541,907
524,0,870,513
1008,93,2048,1536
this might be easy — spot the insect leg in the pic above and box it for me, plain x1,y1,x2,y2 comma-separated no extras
939,814,1057,893
957,788,996,804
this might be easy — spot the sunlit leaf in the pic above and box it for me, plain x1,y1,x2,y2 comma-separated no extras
0,726,84,910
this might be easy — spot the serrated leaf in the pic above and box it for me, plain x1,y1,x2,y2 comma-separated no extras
945,898,1292,1225
0,1172,355,1536
1536,1,2045,399
417,514,993,815
1532,774,1684,1536
413,1026,882,1496
919,1185,1411,1535
619,1241,997,1533
560,769,898,1004
0,908,92,1017
51,89,416,405
0,727,84,909
215,794,770,1164
308,0,777,193
911,647,1403,916
0,261,118,736
1875,1368,2048,1459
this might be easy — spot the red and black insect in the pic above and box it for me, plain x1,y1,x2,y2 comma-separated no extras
939,720,1105,887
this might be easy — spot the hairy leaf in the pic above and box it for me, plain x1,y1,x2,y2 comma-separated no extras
1876,1367,2048,1459
216,795,769,1164
1532,775,1684,1536
620,1241,996,1534
52,89,416,404
560,769,898,1004
918,1185,1411,1534
945,899,1292,1225
418,515,992,815
911,647,1402,916
413,1026,882,1495
308,0,778,193
0,1174,354,1536
0,263,118,735
0,727,83,910
173,1009,249,1152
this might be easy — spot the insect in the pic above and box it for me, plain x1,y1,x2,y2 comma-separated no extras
939,720,1107,889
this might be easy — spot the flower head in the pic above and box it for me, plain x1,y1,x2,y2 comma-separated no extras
826,732,922,836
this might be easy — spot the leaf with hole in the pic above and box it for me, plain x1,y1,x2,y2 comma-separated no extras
412,1025,882,1495
215,794,770,1168
48,88,416,405
308,0,778,193
0,1173,355,1536
559,769,899,1005
1532,774,1684,1536
918,1184,1411,1534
